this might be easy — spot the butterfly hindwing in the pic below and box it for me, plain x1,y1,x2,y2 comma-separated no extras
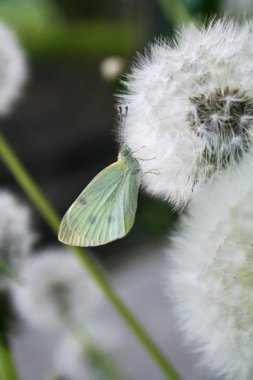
58,161,140,246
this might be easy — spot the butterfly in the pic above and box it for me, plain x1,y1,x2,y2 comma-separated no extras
58,146,141,247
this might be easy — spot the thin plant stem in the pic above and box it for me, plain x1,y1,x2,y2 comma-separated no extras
0,131,181,380
0,334,19,380
157,0,193,24
0,290,19,380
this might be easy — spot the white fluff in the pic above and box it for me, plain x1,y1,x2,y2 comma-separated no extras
0,190,35,288
12,248,102,330
119,19,253,208
223,0,253,15
54,324,121,380
0,23,27,114
53,334,90,380
167,155,253,380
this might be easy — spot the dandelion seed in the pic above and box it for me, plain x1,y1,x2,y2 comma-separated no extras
0,23,27,114
12,248,102,330
167,157,253,380
119,19,253,207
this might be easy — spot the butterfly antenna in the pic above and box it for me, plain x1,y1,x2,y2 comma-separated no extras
132,147,157,161
135,156,156,161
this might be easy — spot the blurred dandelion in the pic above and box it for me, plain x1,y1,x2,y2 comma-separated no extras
167,156,253,380
100,56,126,82
222,0,253,15
120,19,253,208
0,190,35,288
12,248,102,330
53,333,91,380
54,331,126,380
0,22,27,114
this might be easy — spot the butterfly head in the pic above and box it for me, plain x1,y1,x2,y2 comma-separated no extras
118,146,132,163
119,146,131,158
118,146,141,176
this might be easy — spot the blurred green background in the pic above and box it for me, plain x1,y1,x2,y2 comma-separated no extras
0,0,238,260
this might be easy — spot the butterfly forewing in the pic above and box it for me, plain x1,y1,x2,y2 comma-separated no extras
58,161,140,246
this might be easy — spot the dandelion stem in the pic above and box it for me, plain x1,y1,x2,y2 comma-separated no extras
0,334,19,380
157,0,193,24
0,131,181,380
0,336,19,380
0,291,19,380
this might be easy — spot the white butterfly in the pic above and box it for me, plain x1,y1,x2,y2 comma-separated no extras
58,146,141,247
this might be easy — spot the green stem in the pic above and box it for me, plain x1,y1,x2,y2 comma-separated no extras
0,287,20,380
0,131,181,380
0,338,19,380
157,0,193,24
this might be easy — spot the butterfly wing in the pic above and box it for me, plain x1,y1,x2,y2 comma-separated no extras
58,161,140,247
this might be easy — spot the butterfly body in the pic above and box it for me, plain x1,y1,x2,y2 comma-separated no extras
58,146,141,247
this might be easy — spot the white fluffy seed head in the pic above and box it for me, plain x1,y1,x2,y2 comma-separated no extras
54,326,120,380
167,156,253,380
0,23,27,114
12,248,102,330
223,0,253,15
0,190,35,288
119,19,253,208
54,334,90,380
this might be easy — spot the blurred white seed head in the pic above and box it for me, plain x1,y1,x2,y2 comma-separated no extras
100,56,126,82
54,328,121,380
119,19,253,208
0,190,35,288
167,157,253,379
0,23,27,114
12,248,102,330
222,0,253,15
54,334,90,380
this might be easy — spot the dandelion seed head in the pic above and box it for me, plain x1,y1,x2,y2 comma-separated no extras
167,157,253,379
0,23,27,114
54,334,90,380
54,325,120,380
12,248,102,330
223,0,253,15
119,19,253,207
0,190,35,288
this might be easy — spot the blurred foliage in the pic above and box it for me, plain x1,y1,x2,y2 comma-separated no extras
157,0,221,22
182,0,220,14
0,290,18,335
0,0,223,61
0,0,145,60
52,0,109,20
